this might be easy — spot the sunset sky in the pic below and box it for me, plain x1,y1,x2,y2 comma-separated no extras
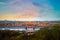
0,0,60,21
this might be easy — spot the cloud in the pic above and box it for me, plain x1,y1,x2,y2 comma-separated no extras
0,10,39,21
0,0,56,21
6,0,39,14
0,2,6,5
15,10,39,18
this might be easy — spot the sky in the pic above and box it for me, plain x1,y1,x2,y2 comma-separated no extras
0,0,60,21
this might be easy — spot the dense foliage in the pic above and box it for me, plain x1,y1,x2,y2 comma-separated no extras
0,24,60,40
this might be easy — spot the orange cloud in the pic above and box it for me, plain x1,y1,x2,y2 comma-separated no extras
14,10,40,20
0,10,40,21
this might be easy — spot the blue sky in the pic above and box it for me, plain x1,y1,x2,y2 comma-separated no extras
0,0,60,21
